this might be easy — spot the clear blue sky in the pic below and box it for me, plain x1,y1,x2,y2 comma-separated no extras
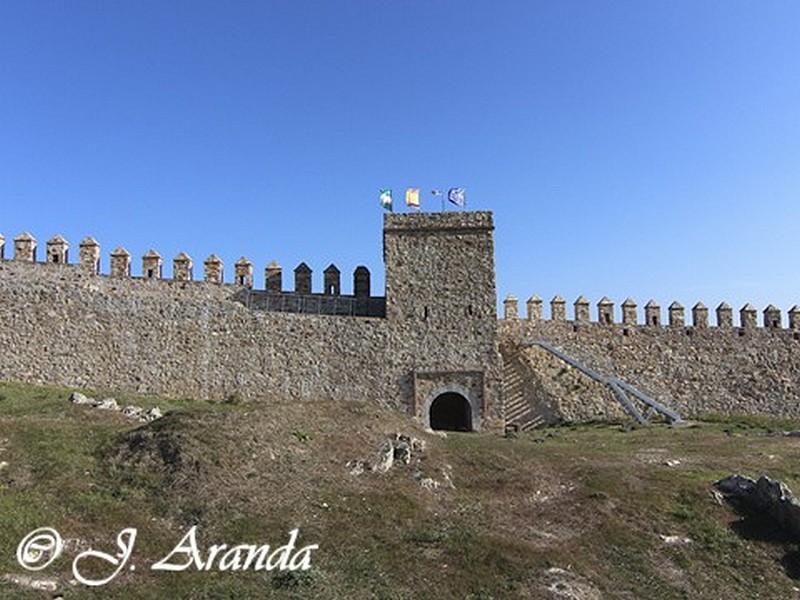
2,1,799,318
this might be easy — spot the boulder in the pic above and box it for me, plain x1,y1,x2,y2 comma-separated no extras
122,406,144,419
392,435,412,465
144,407,163,422
69,392,94,405
715,474,800,539
350,433,429,476
96,398,119,411
373,441,394,473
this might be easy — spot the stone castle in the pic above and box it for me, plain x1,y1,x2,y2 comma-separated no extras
0,212,502,431
0,211,798,431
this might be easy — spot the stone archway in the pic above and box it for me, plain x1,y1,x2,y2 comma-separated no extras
429,392,473,432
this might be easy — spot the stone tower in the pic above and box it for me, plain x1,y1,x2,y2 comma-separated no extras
383,211,501,432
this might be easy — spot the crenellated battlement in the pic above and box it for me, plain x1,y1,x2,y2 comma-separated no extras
1,231,379,301
502,294,800,331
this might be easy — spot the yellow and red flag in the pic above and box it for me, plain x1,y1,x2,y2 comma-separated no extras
405,188,420,209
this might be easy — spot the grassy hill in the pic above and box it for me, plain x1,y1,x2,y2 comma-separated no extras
0,382,799,599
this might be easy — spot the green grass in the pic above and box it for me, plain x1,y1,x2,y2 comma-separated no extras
0,382,800,598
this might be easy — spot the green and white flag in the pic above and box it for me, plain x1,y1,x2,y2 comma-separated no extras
380,189,393,211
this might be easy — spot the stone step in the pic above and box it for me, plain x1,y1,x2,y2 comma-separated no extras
518,414,545,431
504,398,531,421
504,398,527,414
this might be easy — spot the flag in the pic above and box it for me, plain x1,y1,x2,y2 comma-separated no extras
380,189,392,211
405,188,420,209
448,187,466,207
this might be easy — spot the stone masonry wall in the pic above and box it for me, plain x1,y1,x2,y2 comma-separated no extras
383,212,503,430
0,212,502,432
511,345,628,425
500,317,800,420
0,260,395,404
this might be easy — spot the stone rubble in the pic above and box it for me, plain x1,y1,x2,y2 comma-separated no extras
414,465,454,491
68,391,162,423
347,433,451,490
1,574,59,592
542,567,602,600
659,534,692,546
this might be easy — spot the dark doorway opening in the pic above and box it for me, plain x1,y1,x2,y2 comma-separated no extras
430,392,472,432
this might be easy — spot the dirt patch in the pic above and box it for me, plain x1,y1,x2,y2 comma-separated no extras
105,401,451,524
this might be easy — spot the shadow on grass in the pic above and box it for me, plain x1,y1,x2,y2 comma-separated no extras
781,551,800,580
730,512,794,544
728,509,800,580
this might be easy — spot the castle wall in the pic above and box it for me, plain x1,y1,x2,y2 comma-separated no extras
0,212,502,431
0,260,395,405
500,315,800,420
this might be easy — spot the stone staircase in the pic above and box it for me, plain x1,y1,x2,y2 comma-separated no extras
502,341,682,430
502,354,546,431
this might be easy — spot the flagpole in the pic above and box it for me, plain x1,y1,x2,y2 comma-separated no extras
432,189,445,212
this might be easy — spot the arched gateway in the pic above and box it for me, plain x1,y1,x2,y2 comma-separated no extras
413,372,487,432
429,392,473,432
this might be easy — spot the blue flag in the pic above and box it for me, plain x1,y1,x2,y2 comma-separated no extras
447,188,466,207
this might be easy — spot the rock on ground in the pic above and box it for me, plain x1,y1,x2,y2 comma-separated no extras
715,474,800,539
